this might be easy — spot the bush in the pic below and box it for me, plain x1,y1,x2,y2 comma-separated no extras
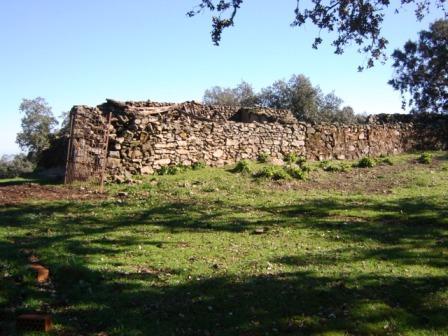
300,163,312,172
0,154,34,179
254,165,290,180
232,160,252,174
192,161,206,170
284,166,307,180
418,153,432,164
37,134,68,169
378,157,394,166
283,152,298,165
355,157,376,168
323,163,340,172
296,155,307,166
319,160,329,169
257,152,270,163
157,166,173,175
157,164,188,175
338,162,352,172
319,160,351,172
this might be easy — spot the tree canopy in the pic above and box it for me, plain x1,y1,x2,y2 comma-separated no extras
389,19,448,113
16,97,58,162
0,154,34,179
203,81,258,106
203,75,365,123
188,0,447,69
259,74,363,123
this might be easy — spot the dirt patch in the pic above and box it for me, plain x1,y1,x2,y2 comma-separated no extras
272,160,430,194
0,183,106,206
307,163,406,194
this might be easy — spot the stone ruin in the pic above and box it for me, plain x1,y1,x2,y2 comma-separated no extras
65,99,448,182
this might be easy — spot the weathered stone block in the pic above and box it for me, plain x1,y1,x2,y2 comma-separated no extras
155,158,171,166
213,149,224,158
140,166,154,175
109,151,120,158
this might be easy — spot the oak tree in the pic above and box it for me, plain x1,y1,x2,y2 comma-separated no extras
16,97,58,162
389,19,448,113
188,0,447,69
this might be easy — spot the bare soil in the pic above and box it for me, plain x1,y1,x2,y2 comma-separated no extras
273,159,442,194
0,183,105,206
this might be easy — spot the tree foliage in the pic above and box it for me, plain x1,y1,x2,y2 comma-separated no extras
389,19,448,113
16,97,58,162
188,0,447,69
203,74,364,123
203,80,258,106
260,75,322,122
262,74,364,123
0,154,34,179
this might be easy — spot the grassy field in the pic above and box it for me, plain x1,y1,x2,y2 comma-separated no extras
1,152,447,335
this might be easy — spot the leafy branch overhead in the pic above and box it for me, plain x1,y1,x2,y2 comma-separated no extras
389,19,448,113
188,0,447,69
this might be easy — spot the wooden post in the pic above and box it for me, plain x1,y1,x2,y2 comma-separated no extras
99,112,112,193
64,110,75,185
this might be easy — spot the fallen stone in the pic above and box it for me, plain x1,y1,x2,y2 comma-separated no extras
16,314,53,332
29,264,50,283
253,227,266,235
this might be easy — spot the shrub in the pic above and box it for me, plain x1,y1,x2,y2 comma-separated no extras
378,157,394,166
157,166,172,175
0,154,34,179
296,155,307,166
284,166,307,180
300,163,312,172
339,162,352,172
157,164,188,175
283,152,298,165
323,163,340,172
320,160,351,173
254,165,289,180
257,152,270,163
319,160,330,169
355,157,376,168
418,153,432,164
37,135,68,169
192,161,206,170
232,160,252,174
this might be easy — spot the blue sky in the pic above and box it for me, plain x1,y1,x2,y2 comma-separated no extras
0,1,444,155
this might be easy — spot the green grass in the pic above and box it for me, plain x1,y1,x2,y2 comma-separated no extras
1,152,448,335
0,177,41,186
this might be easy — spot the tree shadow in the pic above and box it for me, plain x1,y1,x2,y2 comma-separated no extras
0,176,62,187
2,246,447,335
0,193,447,334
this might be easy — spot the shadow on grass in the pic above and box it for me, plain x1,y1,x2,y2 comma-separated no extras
0,193,447,335
0,175,63,187
1,250,447,335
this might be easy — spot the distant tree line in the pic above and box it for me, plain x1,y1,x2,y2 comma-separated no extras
203,74,367,124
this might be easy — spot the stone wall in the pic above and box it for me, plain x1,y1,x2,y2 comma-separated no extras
65,105,110,182
67,100,448,181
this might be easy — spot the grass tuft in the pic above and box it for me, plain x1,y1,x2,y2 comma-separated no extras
418,152,432,164
355,157,376,168
232,159,252,174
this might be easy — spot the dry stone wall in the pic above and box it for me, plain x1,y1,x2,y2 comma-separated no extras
67,100,448,181
65,105,110,182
